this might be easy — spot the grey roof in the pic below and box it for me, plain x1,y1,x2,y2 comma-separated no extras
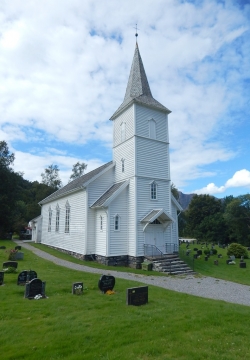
39,161,113,205
91,181,127,207
110,43,171,120
141,209,162,222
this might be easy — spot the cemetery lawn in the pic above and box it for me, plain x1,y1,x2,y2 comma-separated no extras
179,242,250,286
1,240,250,360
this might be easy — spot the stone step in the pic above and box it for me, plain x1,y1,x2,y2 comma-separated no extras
148,254,195,276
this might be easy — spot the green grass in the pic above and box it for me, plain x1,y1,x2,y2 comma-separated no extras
179,242,250,285
1,240,250,359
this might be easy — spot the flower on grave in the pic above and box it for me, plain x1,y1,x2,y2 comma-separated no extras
228,261,236,265
105,289,115,295
34,294,43,300
74,284,83,295
6,249,18,261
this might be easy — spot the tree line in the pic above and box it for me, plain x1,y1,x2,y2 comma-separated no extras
0,141,87,237
178,193,250,246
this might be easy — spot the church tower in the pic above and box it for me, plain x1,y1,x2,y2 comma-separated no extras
110,42,177,263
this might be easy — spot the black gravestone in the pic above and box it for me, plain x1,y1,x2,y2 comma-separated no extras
0,246,6,249
0,271,4,285
3,261,18,269
127,286,148,306
24,278,46,299
98,275,115,293
15,246,21,250
17,270,37,285
72,282,83,295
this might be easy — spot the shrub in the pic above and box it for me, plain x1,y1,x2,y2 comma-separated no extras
7,249,18,260
227,243,248,259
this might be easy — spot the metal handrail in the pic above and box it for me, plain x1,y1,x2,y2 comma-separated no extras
144,244,164,259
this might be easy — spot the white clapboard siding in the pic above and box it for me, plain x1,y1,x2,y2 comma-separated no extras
171,200,179,249
136,177,171,256
113,137,135,182
136,137,169,179
87,167,114,254
135,104,168,143
127,177,136,256
41,190,86,254
95,209,107,256
109,187,128,256
113,106,134,147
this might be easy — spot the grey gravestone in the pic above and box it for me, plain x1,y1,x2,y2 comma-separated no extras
15,246,21,250
72,282,83,295
24,278,46,299
127,286,148,306
98,275,115,293
14,252,24,260
3,261,18,269
0,271,4,285
17,270,37,285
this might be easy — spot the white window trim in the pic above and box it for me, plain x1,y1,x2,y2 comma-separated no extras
113,214,120,231
150,181,158,200
65,201,70,234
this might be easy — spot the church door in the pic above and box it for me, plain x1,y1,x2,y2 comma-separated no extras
145,226,165,254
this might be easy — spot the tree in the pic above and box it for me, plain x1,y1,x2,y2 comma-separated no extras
0,140,15,169
69,162,87,182
185,194,227,243
224,194,250,245
41,164,62,190
171,183,179,200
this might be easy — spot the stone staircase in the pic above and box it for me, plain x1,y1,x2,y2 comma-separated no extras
145,254,195,275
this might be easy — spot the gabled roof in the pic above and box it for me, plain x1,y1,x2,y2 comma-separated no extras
91,180,129,208
171,194,183,211
141,208,175,231
39,161,114,205
110,43,171,120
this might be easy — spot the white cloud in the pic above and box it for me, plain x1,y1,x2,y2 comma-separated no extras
194,169,250,195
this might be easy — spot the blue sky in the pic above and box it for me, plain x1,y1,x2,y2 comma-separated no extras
0,0,249,198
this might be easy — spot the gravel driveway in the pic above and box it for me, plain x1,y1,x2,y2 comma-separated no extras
16,241,250,307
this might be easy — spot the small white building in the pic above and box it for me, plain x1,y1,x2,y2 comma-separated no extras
31,42,182,268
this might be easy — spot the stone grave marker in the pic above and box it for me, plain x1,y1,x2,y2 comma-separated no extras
17,270,37,285
127,286,148,306
15,246,21,250
3,261,18,269
0,246,6,249
98,275,115,293
240,262,246,268
72,282,83,295
24,278,46,299
0,271,4,285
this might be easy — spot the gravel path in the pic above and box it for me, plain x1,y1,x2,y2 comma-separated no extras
16,241,250,307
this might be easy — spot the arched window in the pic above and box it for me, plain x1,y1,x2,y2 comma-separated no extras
121,158,125,173
114,214,120,231
48,206,52,232
55,204,60,232
150,181,157,200
148,119,156,139
100,215,103,231
65,201,70,233
121,122,126,142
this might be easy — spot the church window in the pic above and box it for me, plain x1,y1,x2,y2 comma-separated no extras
65,202,70,233
121,158,125,172
48,207,52,232
121,122,126,142
114,214,120,231
150,182,157,200
55,204,60,232
100,216,103,231
149,119,156,139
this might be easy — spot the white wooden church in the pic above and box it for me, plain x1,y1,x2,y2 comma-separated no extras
30,42,182,268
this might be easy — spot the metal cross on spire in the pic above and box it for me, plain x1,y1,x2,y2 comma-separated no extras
134,23,139,43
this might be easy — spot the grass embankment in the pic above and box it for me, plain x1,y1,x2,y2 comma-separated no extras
179,242,250,285
1,240,250,360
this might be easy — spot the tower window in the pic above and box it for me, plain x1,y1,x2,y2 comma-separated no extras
121,122,126,142
121,158,125,172
149,119,156,139
150,182,157,200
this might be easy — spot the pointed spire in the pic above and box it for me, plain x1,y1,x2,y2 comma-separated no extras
110,44,170,120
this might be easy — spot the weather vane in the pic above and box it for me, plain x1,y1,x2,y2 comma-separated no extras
134,23,139,41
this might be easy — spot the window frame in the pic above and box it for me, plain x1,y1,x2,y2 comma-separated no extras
55,204,60,232
48,207,52,232
65,202,70,233
114,214,120,231
150,181,157,200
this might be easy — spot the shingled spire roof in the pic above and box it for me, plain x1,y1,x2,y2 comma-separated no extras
110,43,170,120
